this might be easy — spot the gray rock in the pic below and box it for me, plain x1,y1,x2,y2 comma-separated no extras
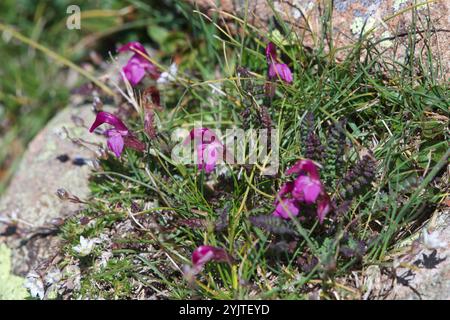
0,104,102,275
384,209,450,300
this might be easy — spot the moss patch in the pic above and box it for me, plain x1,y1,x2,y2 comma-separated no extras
0,244,28,300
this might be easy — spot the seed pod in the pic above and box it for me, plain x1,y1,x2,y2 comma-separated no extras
92,96,103,112
56,188,70,201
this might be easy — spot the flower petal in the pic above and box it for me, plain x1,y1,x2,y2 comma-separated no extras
107,132,125,158
266,42,293,83
197,141,222,173
118,42,160,85
122,56,147,86
285,159,320,179
293,175,322,204
192,245,231,267
274,63,293,83
276,181,295,202
266,42,277,62
89,111,128,133
273,198,299,219
118,41,147,54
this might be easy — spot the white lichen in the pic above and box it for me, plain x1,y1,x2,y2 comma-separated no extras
393,0,410,11
379,31,394,48
422,228,447,250
351,17,377,36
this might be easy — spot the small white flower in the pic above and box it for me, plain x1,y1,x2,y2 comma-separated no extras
422,229,447,250
24,271,45,300
157,63,178,84
73,236,100,256
44,267,62,285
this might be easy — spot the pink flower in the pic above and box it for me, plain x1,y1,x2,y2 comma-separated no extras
265,42,277,62
273,198,300,219
273,182,299,219
272,159,331,223
184,128,224,173
285,159,320,178
192,245,231,267
89,111,145,157
292,175,322,204
286,159,322,203
183,245,232,281
265,42,293,84
197,141,224,173
269,63,293,83
118,41,160,86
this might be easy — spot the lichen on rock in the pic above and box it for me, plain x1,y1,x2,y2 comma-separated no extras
0,244,28,299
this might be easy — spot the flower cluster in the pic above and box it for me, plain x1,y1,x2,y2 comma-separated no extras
266,42,293,84
273,159,331,223
118,41,160,86
89,111,145,158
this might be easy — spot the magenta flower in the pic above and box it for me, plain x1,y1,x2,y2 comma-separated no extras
266,42,293,84
196,141,224,173
192,245,231,267
273,159,331,223
285,158,320,177
183,245,232,281
184,128,225,173
286,159,322,203
292,174,322,204
118,41,160,86
89,111,145,158
273,198,299,219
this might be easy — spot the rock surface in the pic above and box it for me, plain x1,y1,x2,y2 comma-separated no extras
384,209,450,299
0,104,101,276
